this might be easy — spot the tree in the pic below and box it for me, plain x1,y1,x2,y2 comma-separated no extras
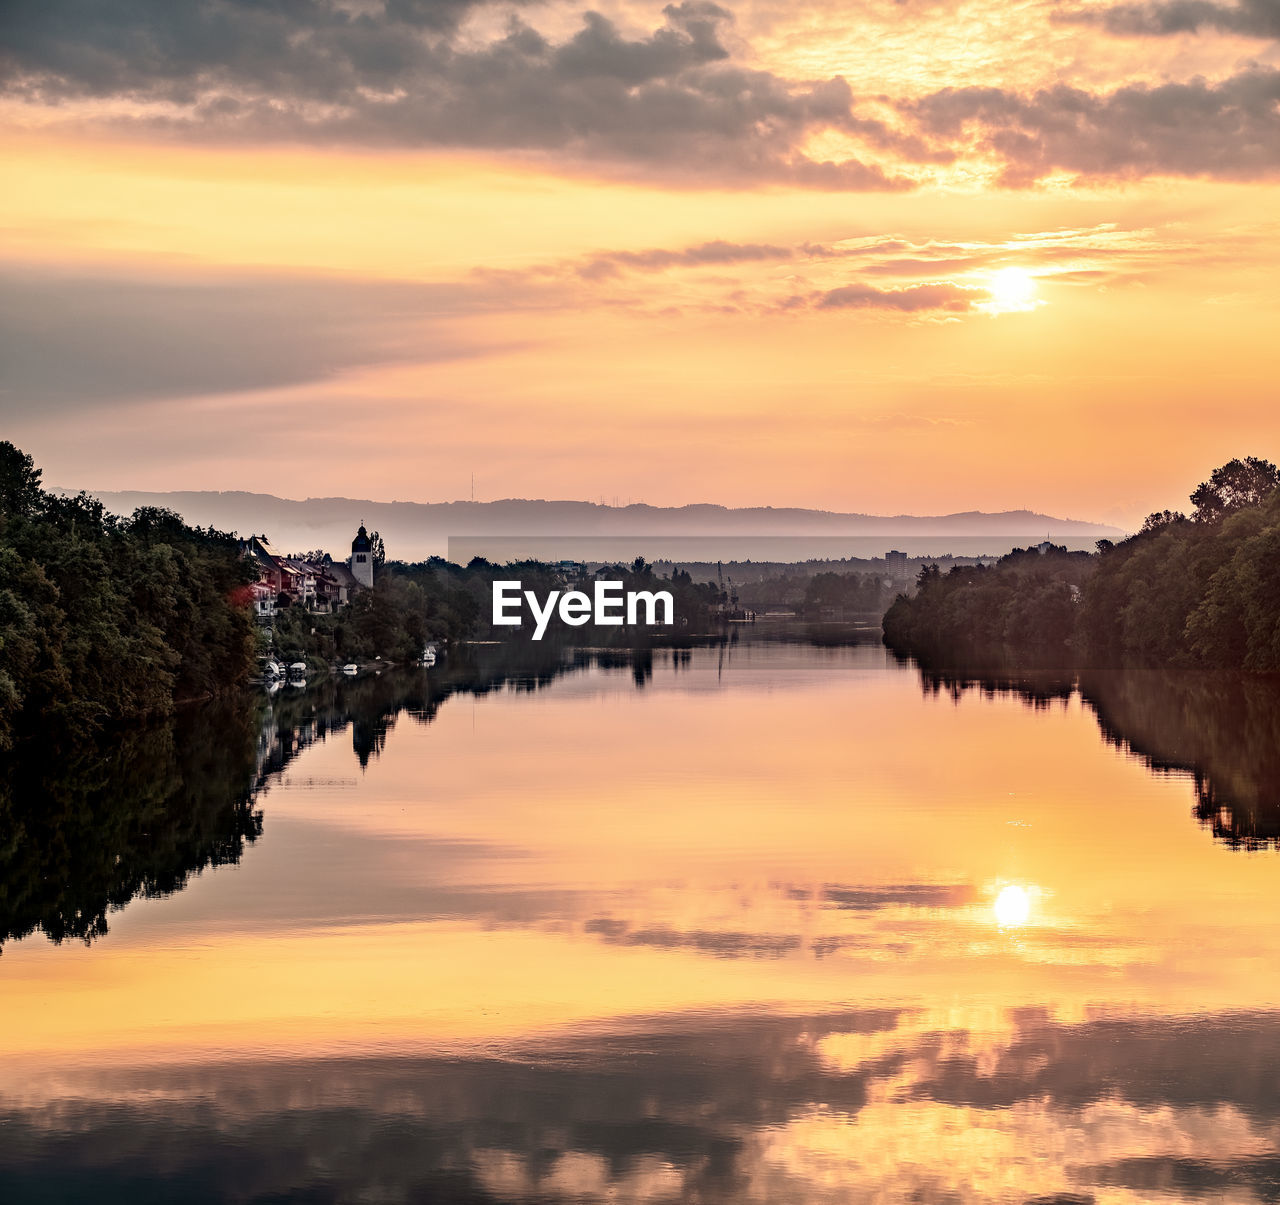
1141,509,1186,533
0,443,257,744
0,441,44,519
1191,457,1280,523
370,530,386,567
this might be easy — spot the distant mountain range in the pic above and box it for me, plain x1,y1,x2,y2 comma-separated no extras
54,488,1127,563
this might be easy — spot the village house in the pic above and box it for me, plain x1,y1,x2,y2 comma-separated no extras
238,526,375,619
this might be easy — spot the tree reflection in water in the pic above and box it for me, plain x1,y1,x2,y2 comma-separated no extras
0,639,686,950
6,638,1279,954
900,647,1280,850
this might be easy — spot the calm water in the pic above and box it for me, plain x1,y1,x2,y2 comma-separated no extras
3,636,1280,1203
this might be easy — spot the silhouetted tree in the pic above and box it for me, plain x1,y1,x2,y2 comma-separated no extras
1141,509,1186,533
0,441,44,518
1191,457,1279,523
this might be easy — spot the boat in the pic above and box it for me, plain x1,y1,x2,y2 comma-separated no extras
342,663,359,675
420,648,437,667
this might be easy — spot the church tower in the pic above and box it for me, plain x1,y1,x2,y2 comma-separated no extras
350,523,374,588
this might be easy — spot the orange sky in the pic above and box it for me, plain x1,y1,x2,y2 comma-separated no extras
1,0,1278,526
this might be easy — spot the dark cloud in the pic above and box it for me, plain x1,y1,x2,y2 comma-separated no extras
0,266,514,409
1054,0,1280,37
0,0,486,99
0,0,906,189
552,3,732,84
903,68,1280,185
4,1,1276,185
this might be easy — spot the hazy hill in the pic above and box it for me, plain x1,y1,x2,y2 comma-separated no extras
53,488,1126,563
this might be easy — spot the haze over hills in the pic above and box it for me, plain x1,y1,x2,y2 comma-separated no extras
55,488,1127,564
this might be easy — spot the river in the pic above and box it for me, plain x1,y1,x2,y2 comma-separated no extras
2,633,1278,1203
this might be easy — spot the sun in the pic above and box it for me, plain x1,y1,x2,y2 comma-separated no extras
993,884,1031,927
986,267,1039,313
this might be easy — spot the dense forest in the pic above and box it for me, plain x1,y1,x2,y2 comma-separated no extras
884,457,1280,672
0,442,258,749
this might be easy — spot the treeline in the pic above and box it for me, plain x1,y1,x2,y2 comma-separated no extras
427,556,724,641
882,545,1090,653
267,556,726,668
884,457,1280,672
0,442,257,748
270,562,480,668
799,571,896,617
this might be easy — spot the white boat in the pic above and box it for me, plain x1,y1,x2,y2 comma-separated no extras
343,663,359,675
421,648,437,667
261,659,282,679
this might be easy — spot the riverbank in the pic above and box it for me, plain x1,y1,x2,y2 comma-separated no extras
883,457,1280,674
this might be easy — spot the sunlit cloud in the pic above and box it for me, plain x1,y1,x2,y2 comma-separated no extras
1054,0,1280,38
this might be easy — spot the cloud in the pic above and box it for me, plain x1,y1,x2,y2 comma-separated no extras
5,1,1279,186
575,239,795,280
0,0,907,190
1054,0,1280,37
903,67,1280,185
0,265,513,408
812,281,984,311
0,0,497,96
